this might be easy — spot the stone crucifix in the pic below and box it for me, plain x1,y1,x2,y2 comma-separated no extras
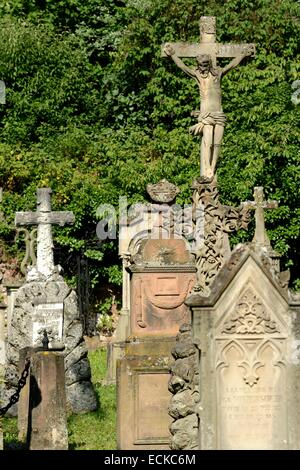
242,187,278,248
15,188,75,278
161,16,255,178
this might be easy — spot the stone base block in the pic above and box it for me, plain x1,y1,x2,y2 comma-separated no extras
117,337,174,450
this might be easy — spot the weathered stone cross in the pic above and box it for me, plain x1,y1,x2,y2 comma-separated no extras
161,16,255,67
15,188,75,277
0,80,5,105
243,187,278,247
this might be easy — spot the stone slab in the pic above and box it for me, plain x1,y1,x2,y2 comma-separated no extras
117,337,174,450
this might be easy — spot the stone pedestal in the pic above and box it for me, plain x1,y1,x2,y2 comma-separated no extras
18,349,68,450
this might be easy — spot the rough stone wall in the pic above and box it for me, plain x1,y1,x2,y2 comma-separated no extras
2,273,97,415
168,323,199,449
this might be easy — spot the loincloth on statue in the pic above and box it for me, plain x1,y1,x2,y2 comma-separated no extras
189,111,227,136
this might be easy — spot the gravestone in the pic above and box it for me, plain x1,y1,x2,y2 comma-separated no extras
4,188,97,413
117,180,197,450
107,179,183,384
169,187,300,449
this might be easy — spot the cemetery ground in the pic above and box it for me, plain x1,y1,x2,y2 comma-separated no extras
1,347,117,450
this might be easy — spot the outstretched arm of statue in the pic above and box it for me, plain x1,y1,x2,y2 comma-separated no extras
164,43,196,78
221,44,255,76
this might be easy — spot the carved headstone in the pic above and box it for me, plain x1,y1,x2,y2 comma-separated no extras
170,189,300,449
107,179,190,384
3,188,97,414
117,181,197,450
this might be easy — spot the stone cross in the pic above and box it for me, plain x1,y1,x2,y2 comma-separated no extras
243,187,278,247
15,188,75,277
0,81,5,105
161,16,255,67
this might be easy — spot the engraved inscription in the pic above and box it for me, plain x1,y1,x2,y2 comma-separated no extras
216,339,287,449
32,302,64,348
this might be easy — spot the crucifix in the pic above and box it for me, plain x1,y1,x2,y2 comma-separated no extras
15,188,75,278
161,16,255,178
242,187,278,247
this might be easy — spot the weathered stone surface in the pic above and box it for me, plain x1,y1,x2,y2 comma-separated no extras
118,220,196,449
169,414,198,450
168,389,195,419
168,323,199,449
191,177,251,297
170,357,195,384
28,351,68,450
65,357,91,386
67,381,98,414
5,276,97,414
184,241,300,449
171,342,196,360
117,338,174,450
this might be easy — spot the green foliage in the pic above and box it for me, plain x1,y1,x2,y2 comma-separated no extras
0,0,299,296
68,349,116,450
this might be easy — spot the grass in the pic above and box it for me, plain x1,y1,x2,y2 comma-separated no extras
2,348,117,450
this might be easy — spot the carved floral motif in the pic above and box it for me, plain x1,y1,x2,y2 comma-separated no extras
222,288,279,335
191,178,251,296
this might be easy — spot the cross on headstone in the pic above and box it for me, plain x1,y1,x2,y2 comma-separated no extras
161,16,255,66
0,81,5,105
15,188,75,277
243,187,278,247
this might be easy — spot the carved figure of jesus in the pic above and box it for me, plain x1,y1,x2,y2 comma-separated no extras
164,44,253,178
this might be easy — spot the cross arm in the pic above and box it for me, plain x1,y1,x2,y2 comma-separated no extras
163,43,196,78
221,44,255,76
161,42,255,59
15,211,75,226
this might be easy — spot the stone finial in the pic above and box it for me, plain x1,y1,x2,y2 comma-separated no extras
200,16,216,43
146,179,180,203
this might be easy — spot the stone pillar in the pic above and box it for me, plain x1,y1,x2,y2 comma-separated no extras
18,350,68,450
